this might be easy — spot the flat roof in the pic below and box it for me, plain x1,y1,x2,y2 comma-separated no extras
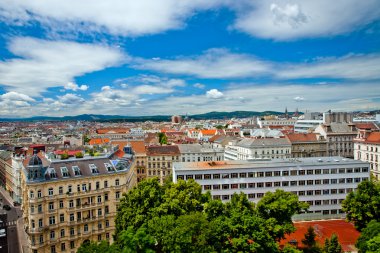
173,157,368,171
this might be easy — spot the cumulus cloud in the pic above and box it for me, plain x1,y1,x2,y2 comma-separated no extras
232,0,380,40
57,93,85,104
193,83,205,89
0,91,35,102
206,89,224,99
134,48,272,78
0,37,125,96
0,0,222,36
64,82,89,91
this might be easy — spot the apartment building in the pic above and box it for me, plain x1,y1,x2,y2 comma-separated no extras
225,138,291,160
22,150,136,253
178,144,224,163
173,157,370,219
354,129,380,179
146,145,180,184
286,133,327,158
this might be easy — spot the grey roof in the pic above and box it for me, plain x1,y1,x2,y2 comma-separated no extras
236,138,291,148
178,144,223,154
29,154,43,166
251,129,284,138
327,123,356,133
173,156,369,171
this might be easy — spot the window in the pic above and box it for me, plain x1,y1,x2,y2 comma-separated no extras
222,195,230,200
51,245,56,253
248,172,255,178
265,171,272,177
307,170,313,175
84,224,88,232
338,168,345,174
60,214,64,223
222,184,229,190
282,181,289,187
59,187,63,195
89,164,99,174
70,214,74,222
49,202,54,210
105,206,109,214
239,173,247,178
97,196,102,203
61,243,65,251
204,185,211,190
186,175,193,180
299,170,305,175
222,173,230,179
105,163,114,172
240,183,247,189
274,171,281,176
38,204,42,213
274,182,281,187
212,174,220,179
257,172,264,177
231,173,238,178
248,193,255,199
265,182,272,187
70,241,75,249
290,181,297,186
315,180,321,185
31,205,35,214
50,230,55,239
98,209,102,216
299,180,305,186
30,191,34,198
39,235,44,243
98,235,102,241
60,229,65,237
116,192,120,199
70,227,75,236
69,200,74,208
72,166,81,176
323,169,330,174
37,190,42,198
231,184,238,189
257,183,264,188
323,179,329,184
282,171,289,176
96,181,100,190
307,180,314,185
49,169,57,179
61,167,69,177
315,169,321,175
298,191,305,196
38,219,43,228
67,185,72,193
104,181,108,188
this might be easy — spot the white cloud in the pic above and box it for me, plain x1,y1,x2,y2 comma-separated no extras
134,48,272,78
57,93,85,104
232,0,380,40
135,49,380,81
193,83,205,89
0,0,222,36
293,96,305,101
0,37,125,96
101,86,112,91
0,91,35,102
64,82,89,91
206,89,224,99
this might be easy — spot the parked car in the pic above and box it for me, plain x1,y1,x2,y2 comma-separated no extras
3,205,11,211
13,201,21,206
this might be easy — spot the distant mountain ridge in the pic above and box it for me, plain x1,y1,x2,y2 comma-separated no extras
0,111,293,122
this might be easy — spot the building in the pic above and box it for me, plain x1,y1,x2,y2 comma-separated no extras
172,157,370,219
323,111,353,124
178,144,224,163
171,115,183,124
314,123,357,158
286,133,327,158
257,118,297,128
21,149,136,253
294,120,323,133
354,129,380,179
225,138,291,160
146,145,180,184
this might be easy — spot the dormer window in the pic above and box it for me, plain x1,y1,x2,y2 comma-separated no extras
72,166,81,176
89,164,99,174
61,167,69,177
50,169,57,179
104,163,114,172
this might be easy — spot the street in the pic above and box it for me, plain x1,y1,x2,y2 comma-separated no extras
0,188,22,253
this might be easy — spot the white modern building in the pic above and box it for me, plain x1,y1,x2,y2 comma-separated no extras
294,120,323,133
257,118,297,128
173,157,370,219
225,138,291,160
178,144,224,162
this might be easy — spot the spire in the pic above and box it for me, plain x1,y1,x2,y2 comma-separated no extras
285,107,289,119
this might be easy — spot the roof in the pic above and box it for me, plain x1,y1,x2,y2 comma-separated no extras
173,156,367,171
130,141,146,154
323,123,356,133
96,128,130,134
355,122,379,130
177,144,223,154
280,220,359,252
236,138,291,148
54,150,83,156
286,133,320,143
89,138,110,145
146,145,180,156
365,132,380,144
200,129,217,136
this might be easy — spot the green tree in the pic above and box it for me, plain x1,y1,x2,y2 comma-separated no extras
342,180,380,230
366,234,380,253
77,241,118,253
257,190,309,240
282,244,302,253
356,220,380,253
75,151,83,158
324,234,342,253
158,132,167,145
301,226,322,253
60,152,69,160
117,227,155,253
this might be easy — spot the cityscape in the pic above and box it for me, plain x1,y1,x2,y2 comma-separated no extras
0,1,380,253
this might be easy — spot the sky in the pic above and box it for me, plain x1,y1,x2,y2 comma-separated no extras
0,0,379,118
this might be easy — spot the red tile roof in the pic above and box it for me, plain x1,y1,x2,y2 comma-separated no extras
146,145,180,155
355,123,378,130
286,133,318,143
96,128,130,134
366,131,380,144
89,138,110,145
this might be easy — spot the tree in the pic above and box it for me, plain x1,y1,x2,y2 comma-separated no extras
342,180,380,230
282,244,302,253
77,241,118,253
324,234,342,253
366,234,380,253
75,151,83,158
356,220,380,253
60,152,69,160
301,226,322,253
158,132,167,145
257,190,309,240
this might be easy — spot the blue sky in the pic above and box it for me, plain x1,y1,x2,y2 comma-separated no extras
0,0,379,117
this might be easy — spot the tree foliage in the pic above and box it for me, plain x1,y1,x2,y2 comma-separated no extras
342,180,380,230
301,226,322,253
80,178,307,253
324,234,342,253
157,132,167,145
356,220,380,253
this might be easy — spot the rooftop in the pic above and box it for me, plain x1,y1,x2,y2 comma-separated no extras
173,156,368,171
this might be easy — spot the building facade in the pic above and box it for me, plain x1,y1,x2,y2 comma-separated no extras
225,138,291,160
286,133,327,158
22,151,136,253
354,130,380,179
178,144,224,163
146,145,180,184
173,157,370,219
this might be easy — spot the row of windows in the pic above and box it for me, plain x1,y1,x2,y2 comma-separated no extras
182,156,223,162
29,179,120,198
32,234,110,253
213,191,351,200
148,156,179,161
31,192,121,213
31,212,111,228
202,178,367,190
177,167,369,180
